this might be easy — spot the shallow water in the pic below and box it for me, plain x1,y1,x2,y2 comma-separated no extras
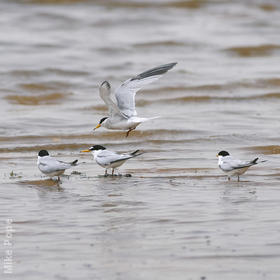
1,0,280,279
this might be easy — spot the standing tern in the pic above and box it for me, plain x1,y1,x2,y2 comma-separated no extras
217,150,266,181
94,62,177,137
37,150,78,181
81,145,142,176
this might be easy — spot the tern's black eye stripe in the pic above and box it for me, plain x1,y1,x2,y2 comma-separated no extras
90,145,106,151
99,117,108,124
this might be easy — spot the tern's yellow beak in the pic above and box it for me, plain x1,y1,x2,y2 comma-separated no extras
94,123,101,130
81,149,91,153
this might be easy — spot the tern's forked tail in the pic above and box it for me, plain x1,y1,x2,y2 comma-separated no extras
130,150,144,157
252,158,267,165
71,159,78,166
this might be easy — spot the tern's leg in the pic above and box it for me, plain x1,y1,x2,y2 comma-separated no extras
104,169,108,177
228,176,230,181
126,128,135,137
112,168,115,176
58,176,61,182
238,176,240,182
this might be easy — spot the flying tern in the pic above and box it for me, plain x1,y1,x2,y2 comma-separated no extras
94,62,177,137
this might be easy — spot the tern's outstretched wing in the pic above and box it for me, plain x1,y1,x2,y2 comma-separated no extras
99,81,125,118
221,157,258,171
114,62,177,118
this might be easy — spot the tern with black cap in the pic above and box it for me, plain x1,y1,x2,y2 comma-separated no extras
81,145,142,176
37,150,78,181
94,62,177,137
217,150,266,181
